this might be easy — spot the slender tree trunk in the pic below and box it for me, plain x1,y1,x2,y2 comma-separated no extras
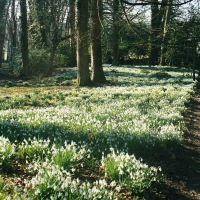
91,0,106,84
0,22,5,67
20,0,29,76
48,45,57,75
75,0,91,86
160,0,172,66
0,0,7,67
46,31,59,76
11,0,17,68
68,0,76,67
112,0,120,66
0,37,4,67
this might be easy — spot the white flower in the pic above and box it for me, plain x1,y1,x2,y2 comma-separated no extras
110,181,116,187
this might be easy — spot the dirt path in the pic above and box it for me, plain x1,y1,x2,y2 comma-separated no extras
158,87,200,200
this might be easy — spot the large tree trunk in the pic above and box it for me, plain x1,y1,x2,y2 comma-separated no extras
90,0,106,84
68,0,76,67
20,0,29,76
75,0,91,86
160,0,172,66
150,0,166,65
150,0,160,65
112,0,120,66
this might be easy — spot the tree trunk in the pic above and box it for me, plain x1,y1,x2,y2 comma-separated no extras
0,21,5,67
48,45,57,76
0,0,7,67
68,0,76,67
160,0,172,66
20,0,29,76
90,0,106,84
112,0,120,66
46,33,59,76
11,0,17,68
75,0,91,86
35,0,48,47
150,0,160,65
0,36,4,67
149,0,166,65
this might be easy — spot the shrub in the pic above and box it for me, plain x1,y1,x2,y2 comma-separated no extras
149,71,172,79
29,48,49,74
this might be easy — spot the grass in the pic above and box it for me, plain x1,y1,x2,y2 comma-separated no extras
0,65,195,199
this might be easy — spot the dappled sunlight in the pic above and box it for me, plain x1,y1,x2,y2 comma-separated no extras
0,65,196,199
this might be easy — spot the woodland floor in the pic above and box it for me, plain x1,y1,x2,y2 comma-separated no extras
152,86,200,200
0,70,200,199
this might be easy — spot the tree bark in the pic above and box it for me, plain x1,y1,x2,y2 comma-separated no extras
90,0,106,84
75,0,91,86
160,0,172,65
150,0,160,65
11,0,17,68
0,1,6,67
35,0,48,47
112,0,120,66
68,0,76,67
0,35,3,67
0,33,4,67
20,0,29,76
150,0,166,65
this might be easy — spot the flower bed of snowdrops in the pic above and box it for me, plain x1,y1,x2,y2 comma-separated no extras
0,65,195,199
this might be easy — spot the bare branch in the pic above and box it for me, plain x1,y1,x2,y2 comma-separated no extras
121,0,194,6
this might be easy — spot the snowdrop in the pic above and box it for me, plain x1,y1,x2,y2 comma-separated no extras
102,149,162,193
0,136,15,164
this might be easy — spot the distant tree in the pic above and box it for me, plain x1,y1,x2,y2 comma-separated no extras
75,0,91,86
121,0,194,65
165,8,200,68
34,0,48,47
28,0,69,75
90,0,106,83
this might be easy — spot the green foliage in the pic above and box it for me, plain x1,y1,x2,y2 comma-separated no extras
26,163,116,200
164,9,200,67
11,52,23,76
56,42,76,67
102,149,162,194
0,136,15,165
17,138,50,162
51,142,91,170
0,176,9,199
29,48,49,74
